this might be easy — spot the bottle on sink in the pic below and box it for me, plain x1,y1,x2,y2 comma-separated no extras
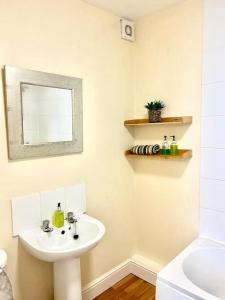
162,136,170,155
170,135,178,155
53,202,64,228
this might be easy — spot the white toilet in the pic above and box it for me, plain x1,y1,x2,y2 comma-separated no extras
0,250,13,300
0,250,7,270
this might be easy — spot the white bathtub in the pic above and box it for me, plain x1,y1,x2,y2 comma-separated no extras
156,238,225,300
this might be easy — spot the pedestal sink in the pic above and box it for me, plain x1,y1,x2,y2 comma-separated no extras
19,214,105,300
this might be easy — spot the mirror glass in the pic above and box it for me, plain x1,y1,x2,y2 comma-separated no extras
21,84,73,145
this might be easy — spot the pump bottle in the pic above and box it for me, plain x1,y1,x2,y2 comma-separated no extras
170,135,178,155
162,136,170,155
53,202,64,228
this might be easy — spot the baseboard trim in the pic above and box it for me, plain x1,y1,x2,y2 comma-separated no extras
82,260,131,300
130,254,161,286
130,261,157,285
82,256,158,300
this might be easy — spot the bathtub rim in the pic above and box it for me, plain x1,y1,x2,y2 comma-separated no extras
157,238,225,300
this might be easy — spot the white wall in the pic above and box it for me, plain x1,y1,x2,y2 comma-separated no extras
201,0,225,242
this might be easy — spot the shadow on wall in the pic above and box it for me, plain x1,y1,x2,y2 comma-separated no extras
17,242,53,300
128,157,189,178
124,126,135,139
133,124,191,142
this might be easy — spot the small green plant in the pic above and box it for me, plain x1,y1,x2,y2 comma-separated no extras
145,100,165,111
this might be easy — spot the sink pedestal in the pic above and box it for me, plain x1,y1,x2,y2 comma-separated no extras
54,258,81,300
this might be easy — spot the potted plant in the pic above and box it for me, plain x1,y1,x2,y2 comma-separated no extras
145,100,165,123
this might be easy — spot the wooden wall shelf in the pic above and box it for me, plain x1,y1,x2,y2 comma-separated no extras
124,116,192,126
125,149,192,160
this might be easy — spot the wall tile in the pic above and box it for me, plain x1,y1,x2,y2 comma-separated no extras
201,148,225,180
65,183,86,215
201,178,225,212
203,47,225,84
204,0,225,50
202,83,225,116
11,193,41,236
201,0,225,242
11,184,86,236
40,188,66,221
200,208,225,242
201,116,225,148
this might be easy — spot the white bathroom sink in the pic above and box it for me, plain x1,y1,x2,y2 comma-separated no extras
19,214,105,262
20,213,105,300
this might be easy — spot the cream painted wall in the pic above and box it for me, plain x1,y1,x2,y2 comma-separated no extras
133,0,202,267
0,0,135,299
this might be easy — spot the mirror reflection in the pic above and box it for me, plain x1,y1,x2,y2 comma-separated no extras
21,84,73,145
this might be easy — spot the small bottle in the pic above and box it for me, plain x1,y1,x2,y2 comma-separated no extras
170,135,178,155
53,202,64,228
162,136,170,155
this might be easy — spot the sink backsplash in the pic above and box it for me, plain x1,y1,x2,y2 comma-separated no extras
11,183,86,236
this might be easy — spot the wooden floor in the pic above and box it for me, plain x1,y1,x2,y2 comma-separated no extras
94,274,156,300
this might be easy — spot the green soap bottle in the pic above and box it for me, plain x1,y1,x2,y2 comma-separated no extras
53,202,64,228
162,136,170,155
170,135,178,155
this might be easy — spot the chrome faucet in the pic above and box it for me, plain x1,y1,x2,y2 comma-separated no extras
66,212,79,239
41,220,53,232
66,212,77,224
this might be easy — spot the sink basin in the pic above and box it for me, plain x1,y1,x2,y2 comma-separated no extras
20,214,105,262
19,213,105,300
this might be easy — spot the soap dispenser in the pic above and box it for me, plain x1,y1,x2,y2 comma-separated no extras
53,202,64,228
162,136,170,155
170,135,178,155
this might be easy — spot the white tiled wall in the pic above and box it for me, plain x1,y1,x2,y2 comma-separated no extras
11,183,86,236
201,0,225,242
65,184,86,215
11,193,41,236
40,188,66,221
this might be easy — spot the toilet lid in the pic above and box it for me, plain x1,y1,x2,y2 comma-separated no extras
0,250,7,268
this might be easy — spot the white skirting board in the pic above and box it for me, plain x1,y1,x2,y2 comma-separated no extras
82,260,131,300
82,255,161,300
